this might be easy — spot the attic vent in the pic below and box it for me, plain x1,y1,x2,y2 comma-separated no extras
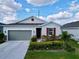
31,18,34,21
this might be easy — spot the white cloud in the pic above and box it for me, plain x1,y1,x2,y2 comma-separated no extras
69,0,79,12
45,11,79,25
38,16,50,22
39,16,46,20
36,11,74,25
3,15,16,21
47,11,73,20
37,0,79,25
3,14,17,23
1,0,22,10
74,12,79,19
25,8,31,13
26,0,58,6
0,0,22,24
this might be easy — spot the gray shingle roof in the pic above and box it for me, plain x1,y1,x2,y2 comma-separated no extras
62,21,79,28
8,23,44,25
39,21,61,27
0,23,5,25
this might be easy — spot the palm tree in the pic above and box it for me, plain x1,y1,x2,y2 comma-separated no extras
61,31,73,41
60,31,73,48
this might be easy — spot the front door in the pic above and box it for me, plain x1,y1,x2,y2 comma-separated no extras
36,28,41,38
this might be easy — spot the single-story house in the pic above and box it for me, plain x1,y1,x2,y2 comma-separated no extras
2,16,62,41
62,21,79,41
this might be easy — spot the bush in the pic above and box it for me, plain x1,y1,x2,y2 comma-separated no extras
52,42,63,49
41,35,55,41
0,32,5,43
31,36,37,42
29,41,63,50
41,35,49,41
41,35,60,41
48,35,55,41
64,43,75,52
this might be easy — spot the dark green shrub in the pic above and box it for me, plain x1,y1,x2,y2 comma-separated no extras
31,36,37,42
59,31,75,52
64,43,75,52
0,32,5,43
29,41,63,50
70,39,77,43
52,42,63,49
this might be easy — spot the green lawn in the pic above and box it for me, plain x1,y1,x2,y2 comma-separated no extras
25,39,79,59
25,50,79,59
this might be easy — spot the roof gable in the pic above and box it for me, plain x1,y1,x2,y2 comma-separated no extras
17,16,46,24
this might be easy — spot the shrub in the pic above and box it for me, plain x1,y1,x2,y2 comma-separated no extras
70,39,77,43
52,42,63,49
41,35,56,41
48,35,55,41
0,32,5,43
41,35,60,41
41,35,48,41
64,43,75,52
29,41,63,50
31,36,37,42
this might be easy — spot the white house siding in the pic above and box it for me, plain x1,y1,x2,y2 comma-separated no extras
41,23,62,36
63,27,79,41
3,25,37,41
20,17,45,24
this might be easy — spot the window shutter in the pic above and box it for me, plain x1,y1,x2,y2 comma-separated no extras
54,28,56,39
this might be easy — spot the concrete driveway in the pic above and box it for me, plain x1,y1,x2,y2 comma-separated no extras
0,40,30,59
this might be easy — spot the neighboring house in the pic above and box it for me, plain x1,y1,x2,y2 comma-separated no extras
0,23,5,32
3,16,62,41
62,21,79,41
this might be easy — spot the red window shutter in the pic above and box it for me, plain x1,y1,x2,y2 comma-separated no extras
54,28,56,39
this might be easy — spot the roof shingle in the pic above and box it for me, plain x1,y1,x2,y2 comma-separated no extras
62,21,79,28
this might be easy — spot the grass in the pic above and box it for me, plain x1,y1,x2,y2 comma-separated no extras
25,39,79,59
31,40,64,44
25,50,79,59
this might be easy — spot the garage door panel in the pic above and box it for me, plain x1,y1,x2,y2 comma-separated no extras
8,30,32,41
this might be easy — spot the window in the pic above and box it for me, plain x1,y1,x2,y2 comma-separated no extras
47,28,56,36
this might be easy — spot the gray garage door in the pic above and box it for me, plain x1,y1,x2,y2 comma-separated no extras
8,30,32,41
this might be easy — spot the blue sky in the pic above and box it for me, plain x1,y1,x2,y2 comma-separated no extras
16,0,74,20
0,0,79,24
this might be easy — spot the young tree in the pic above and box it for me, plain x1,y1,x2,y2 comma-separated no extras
60,31,73,48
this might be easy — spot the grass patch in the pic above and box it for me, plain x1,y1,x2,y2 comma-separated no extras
31,40,64,44
25,39,79,59
25,50,79,59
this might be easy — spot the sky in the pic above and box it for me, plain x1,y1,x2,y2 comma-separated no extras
0,0,79,25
